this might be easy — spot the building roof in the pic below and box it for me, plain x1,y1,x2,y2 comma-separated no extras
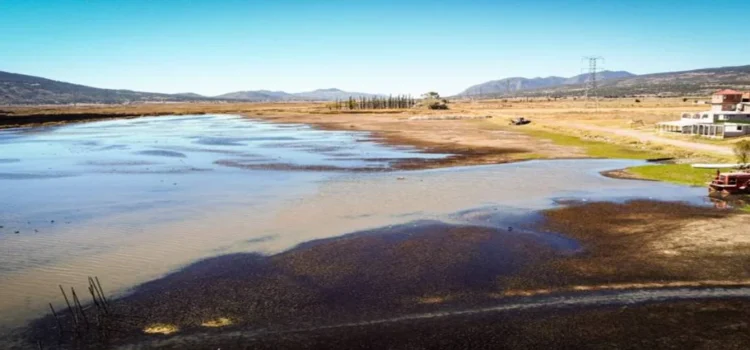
715,89,743,95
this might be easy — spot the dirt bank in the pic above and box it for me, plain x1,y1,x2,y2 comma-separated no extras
503,200,750,291
600,168,654,181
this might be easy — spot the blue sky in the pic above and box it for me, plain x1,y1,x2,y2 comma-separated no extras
1,0,748,96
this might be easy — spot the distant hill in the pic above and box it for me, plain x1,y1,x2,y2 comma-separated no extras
174,92,205,98
462,65,750,98
578,65,750,96
216,88,381,102
457,71,634,97
291,88,381,101
0,70,214,105
0,70,383,105
215,90,295,102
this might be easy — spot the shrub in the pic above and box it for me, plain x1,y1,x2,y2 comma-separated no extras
733,140,750,167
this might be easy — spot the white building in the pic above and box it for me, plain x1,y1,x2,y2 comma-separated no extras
656,89,750,138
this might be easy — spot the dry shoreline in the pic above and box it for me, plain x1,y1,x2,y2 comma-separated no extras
252,116,535,171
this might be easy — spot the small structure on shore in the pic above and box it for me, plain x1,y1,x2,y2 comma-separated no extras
709,170,750,195
509,117,530,125
656,89,750,138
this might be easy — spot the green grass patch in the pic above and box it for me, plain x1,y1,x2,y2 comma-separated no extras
521,128,661,159
626,164,717,186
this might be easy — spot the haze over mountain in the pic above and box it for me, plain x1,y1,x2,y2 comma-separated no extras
457,71,635,97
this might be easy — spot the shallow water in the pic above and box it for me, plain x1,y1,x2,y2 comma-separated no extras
0,114,710,331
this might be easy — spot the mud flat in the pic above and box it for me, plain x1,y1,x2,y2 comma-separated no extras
505,200,750,292
140,299,750,349
14,201,750,349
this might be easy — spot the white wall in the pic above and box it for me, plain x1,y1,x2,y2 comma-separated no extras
723,124,750,137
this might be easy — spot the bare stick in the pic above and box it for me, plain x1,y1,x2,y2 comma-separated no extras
59,285,78,326
49,303,63,337
90,277,108,313
87,278,100,309
95,277,108,306
88,285,101,313
71,287,89,329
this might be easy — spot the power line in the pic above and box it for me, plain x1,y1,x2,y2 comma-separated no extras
582,56,604,106
506,79,512,98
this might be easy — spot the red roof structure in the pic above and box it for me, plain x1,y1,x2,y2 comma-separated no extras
715,89,743,95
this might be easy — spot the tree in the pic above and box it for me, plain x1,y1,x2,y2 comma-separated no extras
419,91,448,110
733,140,750,167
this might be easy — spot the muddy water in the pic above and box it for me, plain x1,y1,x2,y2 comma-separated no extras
0,115,708,332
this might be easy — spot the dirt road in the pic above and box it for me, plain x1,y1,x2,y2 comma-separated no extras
564,123,734,156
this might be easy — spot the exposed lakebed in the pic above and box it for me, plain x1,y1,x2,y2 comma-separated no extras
0,114,721,341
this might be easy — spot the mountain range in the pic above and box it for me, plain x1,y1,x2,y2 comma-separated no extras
458,65,750,98
214,88,380,102
4,64,750,105
0,71,381,105
0,70,212,105
457,71,636,97
546,65,750,97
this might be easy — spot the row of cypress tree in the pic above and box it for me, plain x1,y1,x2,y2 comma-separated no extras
329,95,416,110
